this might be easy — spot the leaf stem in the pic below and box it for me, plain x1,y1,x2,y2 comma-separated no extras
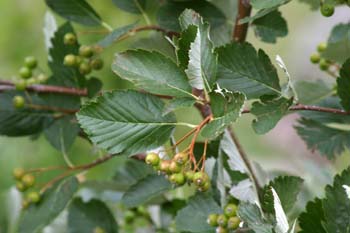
101,21,113,32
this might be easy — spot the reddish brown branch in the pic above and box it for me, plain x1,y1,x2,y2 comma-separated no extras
131,25,180,38
233,0,252,42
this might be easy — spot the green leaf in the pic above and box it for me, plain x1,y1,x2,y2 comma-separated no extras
294,80,332,105
295,118,350,159
251,97,293,134
323,23,350,64
323,167,350,232
238,202,274,233
111,0,146,14
77,90,177,156
86,77,103,98
97,23,137,48
240,7,278,24
252,10,288,43
262,176,304,215
44,116,80,152
112,50,193,98
163,97,196,115
177,25,198,70
250,0,290,9
18,177,79,233
157,0,226,32
298,198,326,233
216,42,281,99
201,88,246,140
337,58,350,111
45,0,102,26
175,193,221,233
0,91,49,136
121,174,171,208
68,198,118,233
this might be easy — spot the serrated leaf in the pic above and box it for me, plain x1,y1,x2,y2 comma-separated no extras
201,88,245,139
298,198,326,233
121,174,171,208
45,0,101,26
238,202,274,233
175,193,221,233
251,97,293,134
163,97,196,115
216,42,281,99
250,0,290,9
230,179,258,203
240,7,278,24
271,188,289,233
337,58,350,111
323,23,350,64
343,185,350,199
252,10,288,43
68,198,118,233
86,77,102,98
295,118,350,159
157,0,226,32
43,11,57,53
294,80,332,105
77,90,177,156
275,55,297,100
179,9,202,30
44,116,80,152
177,25,198,69
112,0,146,14
112,50,193,98
18,177,79,233
97,23,137,48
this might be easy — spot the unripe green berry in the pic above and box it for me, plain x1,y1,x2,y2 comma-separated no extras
22,199,30,209
145,152,160,166
37,74,49,83
79,45,94,58
207,214,218,227
27,191,41,203
185,170,195,182
16,182,26,192
90,58,104,70
19,67,32,79
13,96,25,109
75,56,83,66
136,206,148,216
317,42,328,53
15,80,27,91
169,173,186,185
64,54,77,67
227,216,240,230
217,214,228,227
310,53,321,64
64,33,77,45
26,77,37,85
224,203,238,217
320,4,335,17
193,172,209,187
198,181,210,192
24,56,38,69
173,152,189,165
124,210,135,223
79,62,92,75
319,59,330,70
13,168,25,180
22,174,35,188
215,227,228,233
159,160,171,173
169,161,182,173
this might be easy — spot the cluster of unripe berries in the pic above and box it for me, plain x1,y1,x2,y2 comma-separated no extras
145,152,211,192
12,168,41,209
16,56,48,90
207,203,241,233
309,42,333,71
63,33,104,75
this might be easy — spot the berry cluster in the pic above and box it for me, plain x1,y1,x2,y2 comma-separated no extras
309,42,336,71
12,168,41,209
63,33,104,75
145,152,210,192
16,56,48,91
207,203,241,233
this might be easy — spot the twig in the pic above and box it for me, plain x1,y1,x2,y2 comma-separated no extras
233,0,252,42
27,104,78,115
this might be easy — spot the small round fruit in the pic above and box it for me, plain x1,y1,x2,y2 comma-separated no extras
27,191,41,203
124,210,135,223
63,54,77,67
37,73,48,83
173,152,189,165
19,67,32,79
320,4,335,17
79,45,94,58
136,206,148,216
310,53,321,64
79,62,92,75
169,161,182,173
22,174,35,188
215,227,228,233
13,96,25,109
90,58,104,70
145,152,160,166
217,214,228,227
193,172,209,187
64,33,77,45
224,203,238,217
319,59,330,70
185,170,195,181
207,214,218,227
15,80,27,91
169,173,186,185
227,216,240,230
22,199,30,209
13,167,25,180
198,181,210,192
24,56,38,69
16,182,26,192
26,77,37,85
159,160,171,173
317,42,328,53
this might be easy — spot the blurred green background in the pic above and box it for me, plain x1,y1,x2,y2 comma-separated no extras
0,0,349,225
